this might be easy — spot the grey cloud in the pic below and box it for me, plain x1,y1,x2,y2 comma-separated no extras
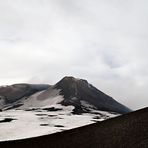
0,0,148,110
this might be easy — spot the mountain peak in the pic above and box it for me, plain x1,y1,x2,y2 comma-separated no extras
55,76,131,114
57,76,88,85
61,76,79,81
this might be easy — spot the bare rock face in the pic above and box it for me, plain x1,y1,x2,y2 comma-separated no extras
55,76,131,114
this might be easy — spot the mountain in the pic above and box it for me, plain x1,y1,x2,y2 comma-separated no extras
0,76,131,114
55,76,131,114
0,76,132,141
0,84,50,110
0,107,147,148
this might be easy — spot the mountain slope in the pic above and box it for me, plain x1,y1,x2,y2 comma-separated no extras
0,76,133,142
0,84,50,109
0,76,131,114
55,76,131,114
0,107,147,148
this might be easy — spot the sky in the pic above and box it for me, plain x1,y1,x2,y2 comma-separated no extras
0,0,148,110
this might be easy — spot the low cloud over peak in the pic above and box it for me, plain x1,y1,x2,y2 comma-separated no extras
0,0,148,110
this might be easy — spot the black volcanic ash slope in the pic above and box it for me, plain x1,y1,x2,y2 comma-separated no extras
55,76,131,114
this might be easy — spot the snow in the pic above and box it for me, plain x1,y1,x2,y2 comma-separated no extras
0,105,118,141
0,87,119,141
80,100,96,109
18,88,64,109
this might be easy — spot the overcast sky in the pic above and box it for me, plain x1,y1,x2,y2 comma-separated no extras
0,0,148,110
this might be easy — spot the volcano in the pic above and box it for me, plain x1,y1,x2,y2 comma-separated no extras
0,76,131,114
0,76,132,141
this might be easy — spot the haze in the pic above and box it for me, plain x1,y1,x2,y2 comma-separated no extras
0,0,148,110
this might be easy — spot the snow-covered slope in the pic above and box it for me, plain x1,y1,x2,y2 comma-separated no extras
0,107,117,141
0,84,50,110
0,76,132,141
0,76,131,114
8,76,131,114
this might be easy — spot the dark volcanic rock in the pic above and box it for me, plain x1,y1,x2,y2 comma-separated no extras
0,118,16,123
35,114,48,116
40,124,49,126
55,76,131,114
93,116,101,119
0,107,148,148
54,125,65,127
42,107,62,111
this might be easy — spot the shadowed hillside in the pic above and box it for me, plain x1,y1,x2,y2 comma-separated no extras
0,107,148,148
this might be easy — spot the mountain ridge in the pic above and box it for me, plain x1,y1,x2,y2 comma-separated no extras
0,76,131,114
55,76,131,114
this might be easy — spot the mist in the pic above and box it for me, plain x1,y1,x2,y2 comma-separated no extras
0,0,148,110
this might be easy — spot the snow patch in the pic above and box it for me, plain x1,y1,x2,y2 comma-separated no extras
19,88,64,109
80,100,96,109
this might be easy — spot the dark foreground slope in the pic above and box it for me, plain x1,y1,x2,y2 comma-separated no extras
1,107,148,148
